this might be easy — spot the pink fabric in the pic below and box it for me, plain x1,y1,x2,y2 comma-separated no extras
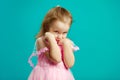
72,46,80,51
28,45,79,80
28,47,48,68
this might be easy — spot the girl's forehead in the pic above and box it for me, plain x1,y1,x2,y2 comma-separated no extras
50,20,70,31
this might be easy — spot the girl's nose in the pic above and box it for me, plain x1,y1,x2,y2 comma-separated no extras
57,34,63,40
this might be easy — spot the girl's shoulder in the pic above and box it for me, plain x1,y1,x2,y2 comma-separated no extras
36,37,46,51
28,37,48,68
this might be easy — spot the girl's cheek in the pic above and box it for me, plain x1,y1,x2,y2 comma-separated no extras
63,35,67,38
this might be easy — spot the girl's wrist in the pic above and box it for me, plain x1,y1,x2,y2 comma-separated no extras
63,42,70,47
62,39,71,45
48,37,57,44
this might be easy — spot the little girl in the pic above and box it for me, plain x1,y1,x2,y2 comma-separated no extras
28,6,79,80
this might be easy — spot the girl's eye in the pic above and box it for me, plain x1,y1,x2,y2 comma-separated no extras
63,32,67,34
54,31,59,33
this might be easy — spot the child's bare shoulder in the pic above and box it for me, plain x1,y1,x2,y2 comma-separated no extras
36,37,46,50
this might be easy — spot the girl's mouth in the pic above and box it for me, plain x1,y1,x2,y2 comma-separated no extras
56,39,63,46
56,39,60,44
56,40,60,43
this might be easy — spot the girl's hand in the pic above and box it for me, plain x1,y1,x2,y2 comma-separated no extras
44,32,55,41
44,32,56,46
59,38,72,46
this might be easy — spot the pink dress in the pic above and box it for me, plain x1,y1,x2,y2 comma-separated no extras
28,39,79,80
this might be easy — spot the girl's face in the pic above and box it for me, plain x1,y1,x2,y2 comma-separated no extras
49,20,70,44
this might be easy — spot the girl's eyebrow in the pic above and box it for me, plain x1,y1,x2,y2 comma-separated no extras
64,31,68,33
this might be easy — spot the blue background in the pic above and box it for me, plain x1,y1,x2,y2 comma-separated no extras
0,0,120,80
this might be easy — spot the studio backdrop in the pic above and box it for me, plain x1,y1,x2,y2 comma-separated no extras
0,0,120,80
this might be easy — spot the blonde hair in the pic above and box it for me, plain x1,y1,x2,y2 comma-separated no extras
36,6,72,39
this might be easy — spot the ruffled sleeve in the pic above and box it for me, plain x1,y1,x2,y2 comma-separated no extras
71,41,80,51
28,38,48,68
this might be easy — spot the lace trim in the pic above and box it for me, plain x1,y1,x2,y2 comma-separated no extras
28,47,48,68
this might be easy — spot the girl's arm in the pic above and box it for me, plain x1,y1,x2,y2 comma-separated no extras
44,32,62,63
37,36,62,64
62,39,75,68
47,37,62,63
